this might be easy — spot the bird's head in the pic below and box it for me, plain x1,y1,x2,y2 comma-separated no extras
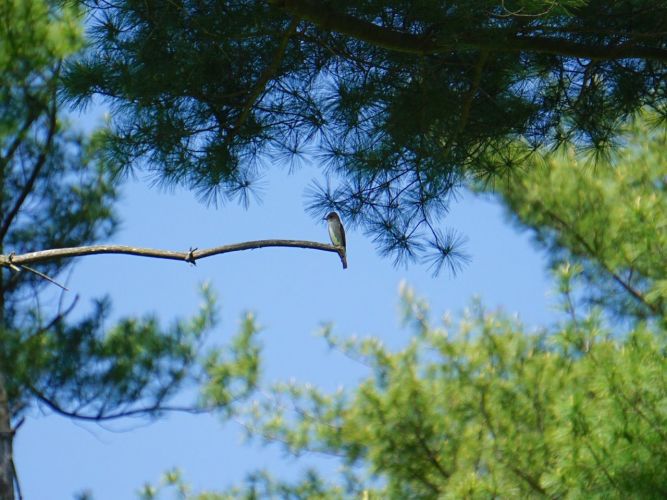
325,212,340,222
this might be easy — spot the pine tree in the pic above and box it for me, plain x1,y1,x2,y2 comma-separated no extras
65,0,667,269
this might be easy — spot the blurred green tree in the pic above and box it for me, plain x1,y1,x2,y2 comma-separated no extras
0,2,260,497
486,115,666,322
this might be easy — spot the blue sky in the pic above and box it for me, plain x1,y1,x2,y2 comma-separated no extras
13,136,557,497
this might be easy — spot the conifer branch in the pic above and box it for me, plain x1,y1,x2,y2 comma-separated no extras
269,0,667,61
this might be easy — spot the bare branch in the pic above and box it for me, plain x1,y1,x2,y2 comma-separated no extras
0,239,346,271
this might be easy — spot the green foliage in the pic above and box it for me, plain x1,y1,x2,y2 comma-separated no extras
482,115,667,322
0,1,262,491
0,0,82,75
232,283,667,498
137,115,667,498
65,0,666,269
140,468,347,500
137,281,667,498
6,283,261,422
200,310,262,415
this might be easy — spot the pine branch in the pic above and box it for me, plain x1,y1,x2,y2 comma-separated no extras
269,0,667,62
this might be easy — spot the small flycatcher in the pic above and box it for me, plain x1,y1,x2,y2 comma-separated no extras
325,212,347,269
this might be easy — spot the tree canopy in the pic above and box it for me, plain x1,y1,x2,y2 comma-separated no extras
65,0,667,269
3,0,667,497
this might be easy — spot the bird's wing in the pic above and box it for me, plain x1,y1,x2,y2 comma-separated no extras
340,220,346,248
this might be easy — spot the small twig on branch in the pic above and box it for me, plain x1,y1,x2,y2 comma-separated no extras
0,239,347,279
18,264,69,291
6,252,69,290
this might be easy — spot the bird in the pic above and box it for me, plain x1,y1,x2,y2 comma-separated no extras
325,212,347,269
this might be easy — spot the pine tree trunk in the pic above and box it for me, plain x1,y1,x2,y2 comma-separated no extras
0,375,13,500
0,222,14,498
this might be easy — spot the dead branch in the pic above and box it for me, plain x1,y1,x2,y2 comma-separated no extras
0,240,347,274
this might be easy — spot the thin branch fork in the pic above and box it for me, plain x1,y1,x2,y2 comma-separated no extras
0,239,347,271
